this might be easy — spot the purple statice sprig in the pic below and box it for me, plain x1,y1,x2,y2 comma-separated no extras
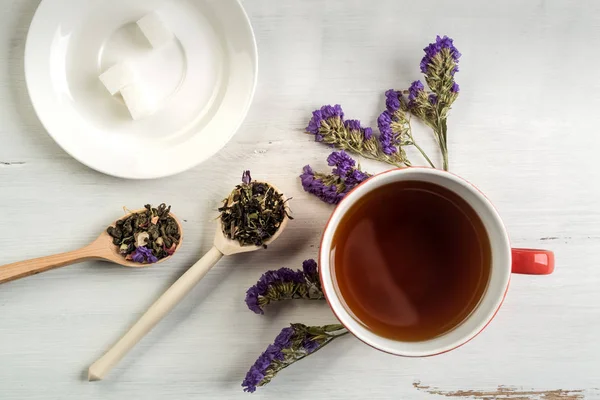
306,105,409,168
245,259,324,315
305,35,460,172
242,323,348,393
300,151,371,205
379,35,461,171
378,89,436,168
420,35,461,101
411,35,461,170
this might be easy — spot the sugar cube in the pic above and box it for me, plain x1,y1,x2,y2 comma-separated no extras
99,62,135,96
121,84,157,121
137,12,174,49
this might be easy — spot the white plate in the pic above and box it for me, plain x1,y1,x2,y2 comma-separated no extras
25,0,257,179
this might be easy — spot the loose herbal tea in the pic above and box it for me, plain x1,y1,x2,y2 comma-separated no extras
219,171,290,248
107,204,180,264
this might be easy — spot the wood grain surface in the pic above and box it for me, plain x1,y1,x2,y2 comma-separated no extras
1,0,599,399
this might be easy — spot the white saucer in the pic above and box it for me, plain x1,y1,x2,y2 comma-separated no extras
25,0,257,179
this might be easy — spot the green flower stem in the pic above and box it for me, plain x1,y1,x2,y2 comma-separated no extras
441,119,449,171
342,142,405,169
404,117,434,168
411,140,436,169
442,143,449,171
434,111,449,171
352,146,405,168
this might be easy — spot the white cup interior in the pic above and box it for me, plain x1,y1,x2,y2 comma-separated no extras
319,168,511,356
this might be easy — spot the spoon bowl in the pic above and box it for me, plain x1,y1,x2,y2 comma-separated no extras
214,182,290,256
0,209,183,283
102,209,184,268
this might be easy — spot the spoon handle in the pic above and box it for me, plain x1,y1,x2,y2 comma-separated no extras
88,246,224,381
0,246,100,284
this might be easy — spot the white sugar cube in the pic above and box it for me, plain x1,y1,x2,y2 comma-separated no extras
121,84,157,121
99,62,135,95
137,12,174,49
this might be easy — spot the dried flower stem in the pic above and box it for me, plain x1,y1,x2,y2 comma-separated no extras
412,140,436,168
439,117,449,171
404,115,436,168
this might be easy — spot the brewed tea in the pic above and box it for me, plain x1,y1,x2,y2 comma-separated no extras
331,180,491,341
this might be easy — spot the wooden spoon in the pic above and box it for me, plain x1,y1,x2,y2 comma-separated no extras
88,187,290,381
0,210,183,284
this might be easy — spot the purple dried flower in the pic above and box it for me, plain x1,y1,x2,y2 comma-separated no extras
321,184,343,205
385,89,402,112
306,109,323,138
253,354,272,371
265,344,285,361
245,266,317,314
300,165,316,187
306,105,345,142
131,246,157,264
302,259,318,276
377,111,397,155
303,339,320,354
262,269,300,287
344,119,361,131
137,246,153,256
275,327,294,348
451,82,460,93
242,170,252,185
378,110,392,130
242,366,264,393
429,94,438,105
345,169,370,187
278,267,306,284
408,80,425,102
344,119,374,141
245,287,263,315
320,104,344,119
315,185,338,205
242,324,348,392
420,35,462,74
327,151,355,177
131,252,144,263
300,165,340,205
301,152,371,205
380,132,396,155
242,327,294,392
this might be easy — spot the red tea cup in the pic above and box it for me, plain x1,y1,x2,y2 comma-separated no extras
319,168,554,356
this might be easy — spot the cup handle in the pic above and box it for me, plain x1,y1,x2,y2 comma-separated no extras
511,248,554,275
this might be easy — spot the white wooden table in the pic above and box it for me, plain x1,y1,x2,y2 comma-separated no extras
1,1,598,399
